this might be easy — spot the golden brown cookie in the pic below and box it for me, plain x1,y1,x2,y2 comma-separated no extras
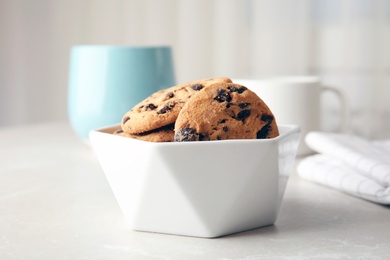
113,124,174,142
174,82,279,141
121,78,232,134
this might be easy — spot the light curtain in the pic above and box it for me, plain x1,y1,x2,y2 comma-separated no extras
0,0,389,139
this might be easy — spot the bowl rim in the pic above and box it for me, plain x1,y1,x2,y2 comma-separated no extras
89,124,300,146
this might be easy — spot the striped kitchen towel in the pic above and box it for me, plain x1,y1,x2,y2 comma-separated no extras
297,132,390,204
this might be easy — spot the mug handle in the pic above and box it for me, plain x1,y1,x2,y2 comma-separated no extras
321,85,350,133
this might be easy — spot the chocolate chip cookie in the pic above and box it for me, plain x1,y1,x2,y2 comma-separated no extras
174,82,279,141
114,124,174,142
121,78,232,134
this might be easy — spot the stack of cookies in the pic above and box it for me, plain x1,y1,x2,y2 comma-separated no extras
114,78,279,142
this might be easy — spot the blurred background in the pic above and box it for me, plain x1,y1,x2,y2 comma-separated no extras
0,0,389,139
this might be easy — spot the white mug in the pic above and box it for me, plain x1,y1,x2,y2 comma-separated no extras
234,76,349,156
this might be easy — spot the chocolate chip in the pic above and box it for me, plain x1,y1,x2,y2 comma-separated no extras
139,105,144,109
157,101,175,114
228,85,247,94
190,84,204,91
237,109,251,120
222,126,229,132
261,114,274,123
122,116,130,124
162,92,175,101
145,103,157,111
257,125,271,139
214,89,231,102
199,133,209,141
220,119,227,123
239,103,250,109
217,136,221,140
174,128,199,142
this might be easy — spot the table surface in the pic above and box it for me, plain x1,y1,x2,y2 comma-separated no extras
1,121,389,260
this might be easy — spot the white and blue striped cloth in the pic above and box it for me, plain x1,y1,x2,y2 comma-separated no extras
297,132,390,205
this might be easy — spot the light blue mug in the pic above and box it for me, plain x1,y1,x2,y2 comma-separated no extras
68,45,175,140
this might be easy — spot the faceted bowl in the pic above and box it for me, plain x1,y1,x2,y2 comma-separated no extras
89,124,300,238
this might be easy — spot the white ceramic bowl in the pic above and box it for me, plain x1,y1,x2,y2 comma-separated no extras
89,124,300,238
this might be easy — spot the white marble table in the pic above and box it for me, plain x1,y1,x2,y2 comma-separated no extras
1,121,389,259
